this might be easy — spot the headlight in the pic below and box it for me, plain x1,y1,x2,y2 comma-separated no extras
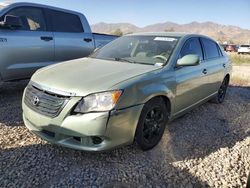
74,90,122,113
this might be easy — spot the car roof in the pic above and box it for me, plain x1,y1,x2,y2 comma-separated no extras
127,32,213,39
128,32,187,37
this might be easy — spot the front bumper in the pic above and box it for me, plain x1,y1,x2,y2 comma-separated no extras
22,97,143,151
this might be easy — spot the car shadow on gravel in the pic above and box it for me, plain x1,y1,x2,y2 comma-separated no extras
0,83,249,187
0,81,28,126
165,85,250,161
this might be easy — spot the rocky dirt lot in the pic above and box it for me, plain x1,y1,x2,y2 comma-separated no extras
0,68,249,187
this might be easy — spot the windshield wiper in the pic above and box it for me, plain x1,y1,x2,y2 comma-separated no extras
114,57,153,66
114,57,135,64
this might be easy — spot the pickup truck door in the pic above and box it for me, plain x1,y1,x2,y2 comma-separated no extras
0,6,54,81
45,9,95,62
174,37,209,115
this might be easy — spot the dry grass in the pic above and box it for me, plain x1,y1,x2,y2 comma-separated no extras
231,76,250,86
228,53,250,86
228,53,250,65
231,65,250,86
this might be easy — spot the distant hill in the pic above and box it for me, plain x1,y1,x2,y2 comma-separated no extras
0,2,10,8
91,21,250,44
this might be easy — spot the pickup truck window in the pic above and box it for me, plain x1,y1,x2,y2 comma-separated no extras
91,35,179,66
47,10,83,33
6,7,46,31
180,38,203,60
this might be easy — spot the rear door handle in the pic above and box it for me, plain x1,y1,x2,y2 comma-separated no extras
202,69,207,74
223,63,226,68
41,36,53,41
84,38,92,43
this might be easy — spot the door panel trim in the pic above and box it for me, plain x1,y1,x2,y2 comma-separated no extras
173,91,217,117
7,62,54,69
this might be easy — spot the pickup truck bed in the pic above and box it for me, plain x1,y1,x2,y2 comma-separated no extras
93,33,118,48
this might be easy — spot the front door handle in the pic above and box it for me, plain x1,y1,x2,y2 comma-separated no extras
202,69,207,74
41,36,53,41
223,63,226,68
84,38,92,43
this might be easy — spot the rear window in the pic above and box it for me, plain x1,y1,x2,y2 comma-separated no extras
240,45,250,48
48,10,83,33
201,38,220,59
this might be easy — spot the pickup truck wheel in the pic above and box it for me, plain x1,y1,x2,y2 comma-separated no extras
211,77,229,104
135,98,168,150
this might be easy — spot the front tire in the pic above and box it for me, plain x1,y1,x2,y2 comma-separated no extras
135,98,169,150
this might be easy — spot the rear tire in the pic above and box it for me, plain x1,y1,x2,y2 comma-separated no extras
135,98,169,150
247,172,250,188
211,77,229,104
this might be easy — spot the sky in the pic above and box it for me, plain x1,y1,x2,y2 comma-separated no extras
1,0,250,29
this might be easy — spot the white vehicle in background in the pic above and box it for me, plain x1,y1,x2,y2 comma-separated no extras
237,44,250,54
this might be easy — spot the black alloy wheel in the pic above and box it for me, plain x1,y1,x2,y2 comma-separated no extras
135,98,168,150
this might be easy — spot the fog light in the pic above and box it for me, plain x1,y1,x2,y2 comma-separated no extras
91,136,103,145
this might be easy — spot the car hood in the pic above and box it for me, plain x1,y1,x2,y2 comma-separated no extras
31,58,160,96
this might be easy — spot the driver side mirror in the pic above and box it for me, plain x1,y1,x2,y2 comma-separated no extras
2,15,22,29
177,54,200,67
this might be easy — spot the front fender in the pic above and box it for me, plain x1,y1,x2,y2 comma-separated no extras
139,83,174,104
113,70,176,114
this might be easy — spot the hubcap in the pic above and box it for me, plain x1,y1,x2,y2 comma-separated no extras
143,107,164,143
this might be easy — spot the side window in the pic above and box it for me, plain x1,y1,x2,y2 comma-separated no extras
48,10,83,33
6,7,46,31
180,38,203,60
201,38,220,59
217,44,223,57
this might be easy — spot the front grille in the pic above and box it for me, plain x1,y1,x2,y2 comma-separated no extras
24,85,69,118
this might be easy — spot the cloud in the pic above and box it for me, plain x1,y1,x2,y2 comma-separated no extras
0,0,14,7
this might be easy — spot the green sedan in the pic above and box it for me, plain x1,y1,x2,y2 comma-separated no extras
22,33,232,151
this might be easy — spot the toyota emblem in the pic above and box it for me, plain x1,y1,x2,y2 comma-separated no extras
32,96,40,106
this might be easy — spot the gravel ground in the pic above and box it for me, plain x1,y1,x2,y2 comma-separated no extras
0,72,250,187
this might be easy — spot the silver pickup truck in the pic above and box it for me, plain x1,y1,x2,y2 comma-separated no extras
0,2,117,81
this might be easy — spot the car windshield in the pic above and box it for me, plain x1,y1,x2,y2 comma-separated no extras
91,35,180,66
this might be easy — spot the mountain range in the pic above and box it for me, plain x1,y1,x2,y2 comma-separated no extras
91,22,250,44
